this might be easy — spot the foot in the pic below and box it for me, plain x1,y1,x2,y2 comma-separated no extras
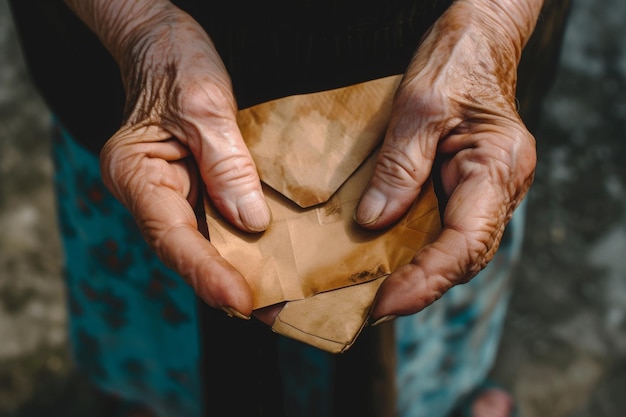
471,387,516,417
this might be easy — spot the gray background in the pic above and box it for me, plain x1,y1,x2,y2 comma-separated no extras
1,0,625,416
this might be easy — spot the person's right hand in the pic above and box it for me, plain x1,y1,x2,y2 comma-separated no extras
66,0,271,320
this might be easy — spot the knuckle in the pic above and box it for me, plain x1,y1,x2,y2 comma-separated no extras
207,153,259,189
374,145,423,190
178,80,236,119
517,131,537,178
100,140,134,198
100,135,156,207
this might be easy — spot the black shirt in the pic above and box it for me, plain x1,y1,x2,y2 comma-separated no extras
8,0,452,154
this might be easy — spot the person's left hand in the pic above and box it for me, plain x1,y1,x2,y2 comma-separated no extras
354,0,539,322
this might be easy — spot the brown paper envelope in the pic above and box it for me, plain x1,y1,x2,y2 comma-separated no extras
204,75,441,352
240,76,402,208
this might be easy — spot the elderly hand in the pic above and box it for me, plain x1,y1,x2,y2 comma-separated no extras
355,0,542,322
66,0,270,319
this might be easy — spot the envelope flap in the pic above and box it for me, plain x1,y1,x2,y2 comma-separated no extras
238,75,402,208
271,277,386,353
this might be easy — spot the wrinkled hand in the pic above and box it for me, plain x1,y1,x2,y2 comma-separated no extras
83,3,271,319
355,0,540,321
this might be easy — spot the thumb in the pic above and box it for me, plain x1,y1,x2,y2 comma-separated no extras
185,113,271,233
355,89,444,229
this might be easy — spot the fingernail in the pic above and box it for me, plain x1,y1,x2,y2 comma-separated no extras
222,307,251,320
355,187,387,225
237,191,271,232
370,315,397,327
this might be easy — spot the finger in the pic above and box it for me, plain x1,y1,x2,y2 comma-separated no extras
355,89,448,229
174,92,271,233
253,302,285,326
370,177,506,320
136,167,254,317
159,219,255,318
101,129,254,318
141,137,191,160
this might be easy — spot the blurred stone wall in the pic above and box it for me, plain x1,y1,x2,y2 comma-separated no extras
0,0,64,359
492,1,626,416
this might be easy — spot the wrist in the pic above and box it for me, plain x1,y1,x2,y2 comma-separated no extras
457,0,543,59
64,0,174,64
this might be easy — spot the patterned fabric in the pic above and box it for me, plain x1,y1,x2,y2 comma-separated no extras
51,122,203,417
52,120,525,417
394,206,525,417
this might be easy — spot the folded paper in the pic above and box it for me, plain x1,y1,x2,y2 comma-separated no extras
204,75,441,353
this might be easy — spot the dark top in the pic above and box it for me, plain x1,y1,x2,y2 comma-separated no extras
8,0,452,155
